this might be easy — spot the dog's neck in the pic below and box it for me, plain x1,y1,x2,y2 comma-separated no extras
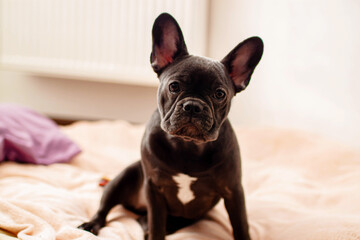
165,131,208,155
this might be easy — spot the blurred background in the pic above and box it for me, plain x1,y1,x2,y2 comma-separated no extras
0,0,359,149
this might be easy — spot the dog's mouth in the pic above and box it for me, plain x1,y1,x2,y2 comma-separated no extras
169,123,207,142
163,115,218,143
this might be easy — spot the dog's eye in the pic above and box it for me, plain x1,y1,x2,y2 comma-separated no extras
169,82,180,93
214,89,226,99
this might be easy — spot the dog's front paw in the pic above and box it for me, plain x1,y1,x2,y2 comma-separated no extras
78,219,104,235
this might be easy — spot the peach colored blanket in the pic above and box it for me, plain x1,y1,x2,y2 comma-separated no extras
0,120,359,240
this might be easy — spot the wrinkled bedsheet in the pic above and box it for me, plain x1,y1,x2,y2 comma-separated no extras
0,120,359,240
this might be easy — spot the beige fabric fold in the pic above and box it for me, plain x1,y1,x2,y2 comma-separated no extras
0,120,359,240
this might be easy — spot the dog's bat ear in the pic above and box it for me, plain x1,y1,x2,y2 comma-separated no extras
150,13,188,75
221,37,263,93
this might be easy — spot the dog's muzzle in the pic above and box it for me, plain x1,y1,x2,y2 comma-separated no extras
164,98,214,142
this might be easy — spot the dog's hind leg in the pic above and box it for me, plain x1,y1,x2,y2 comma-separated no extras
137,214,198,239
78,160,144,235
166,215,198,235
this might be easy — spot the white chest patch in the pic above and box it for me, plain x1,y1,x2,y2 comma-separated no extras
172,173,198,205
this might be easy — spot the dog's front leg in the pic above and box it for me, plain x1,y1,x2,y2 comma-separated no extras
224,184,251,240
145,179,167,240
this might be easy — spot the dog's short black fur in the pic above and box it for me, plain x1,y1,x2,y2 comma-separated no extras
79,13,263,240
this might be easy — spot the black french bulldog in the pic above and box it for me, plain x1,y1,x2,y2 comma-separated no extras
79,13,263,240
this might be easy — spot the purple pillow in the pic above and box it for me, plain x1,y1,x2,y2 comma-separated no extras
0,104,81,165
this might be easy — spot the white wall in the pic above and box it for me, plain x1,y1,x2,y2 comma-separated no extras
0,0,209,87
208,0,360,149
0,70,157,122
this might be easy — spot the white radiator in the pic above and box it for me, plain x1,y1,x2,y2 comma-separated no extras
0,0,209,86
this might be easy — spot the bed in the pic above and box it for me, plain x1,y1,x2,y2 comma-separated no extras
1,119,360,240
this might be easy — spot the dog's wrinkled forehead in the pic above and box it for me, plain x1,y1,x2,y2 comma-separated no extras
160,56,234,92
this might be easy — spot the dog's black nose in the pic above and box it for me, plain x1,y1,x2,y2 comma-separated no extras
183,101,203,113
